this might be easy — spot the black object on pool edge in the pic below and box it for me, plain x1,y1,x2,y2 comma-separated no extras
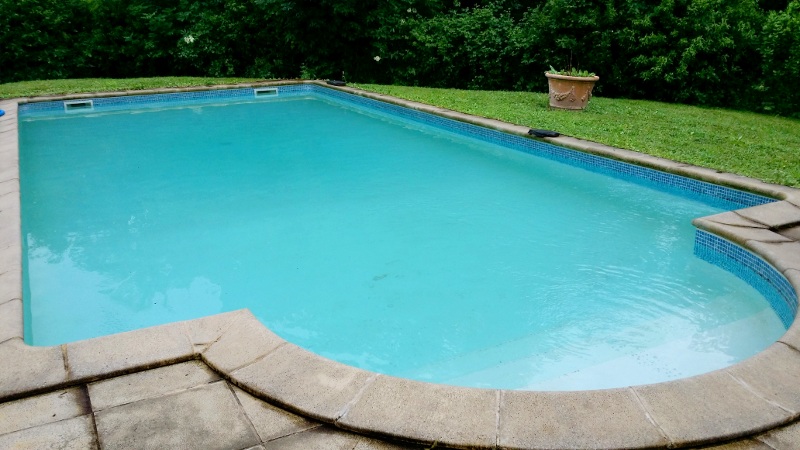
326,80,346,86
528,129,559,138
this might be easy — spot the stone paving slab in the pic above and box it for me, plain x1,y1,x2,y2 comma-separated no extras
338,375,498,449
0,339,67,400
0,387,88,435
202,311,286,373
233,343,376,423
758,419,800,449
702,440,774,449
232,386,319,442
182,309,248,352
0,241,22,273
779,304,800,351
262,426,360,449
737,201,800,229
88,360,220,411
780,225,800,241
498,388,669,449
693,216,792,246
94,380,260,450
0,298,22,342
745,240,800,273
726,342,800,414
0,269,21,304
65,321,194,382
0,414,97,450
700,211,768,228
0,180,17,198
633,371,791,447
352,438,422,450
3,359,800,449
261,425,421,450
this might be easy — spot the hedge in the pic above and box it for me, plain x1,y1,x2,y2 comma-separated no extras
1,0,798,116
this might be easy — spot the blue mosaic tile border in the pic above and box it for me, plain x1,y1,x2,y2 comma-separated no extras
694,230,797,328
19,87,259,114
19,83,774,210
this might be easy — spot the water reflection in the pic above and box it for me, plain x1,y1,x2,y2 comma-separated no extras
26,236,222,344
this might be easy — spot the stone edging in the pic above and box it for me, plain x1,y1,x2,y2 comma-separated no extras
1,81,800,449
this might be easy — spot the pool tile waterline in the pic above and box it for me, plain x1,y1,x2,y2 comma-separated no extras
3,83,800,449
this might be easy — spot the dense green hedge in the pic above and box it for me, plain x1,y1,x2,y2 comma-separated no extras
1,0,798,116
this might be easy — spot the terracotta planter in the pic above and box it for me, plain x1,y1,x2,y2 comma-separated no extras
545,72,599,110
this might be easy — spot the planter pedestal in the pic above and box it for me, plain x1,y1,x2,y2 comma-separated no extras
545,72,599,110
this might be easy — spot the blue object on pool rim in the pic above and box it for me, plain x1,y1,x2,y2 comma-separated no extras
0,110,5,117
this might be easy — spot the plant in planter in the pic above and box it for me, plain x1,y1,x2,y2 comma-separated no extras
545,66,599,110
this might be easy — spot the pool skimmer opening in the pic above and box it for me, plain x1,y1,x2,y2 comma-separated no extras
64,100,94,113
254,87,279,98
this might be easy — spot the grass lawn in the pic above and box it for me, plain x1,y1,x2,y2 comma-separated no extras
0,77,265,98
2,78,798,188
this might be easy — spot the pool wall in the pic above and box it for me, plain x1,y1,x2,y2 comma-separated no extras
3,81,800,449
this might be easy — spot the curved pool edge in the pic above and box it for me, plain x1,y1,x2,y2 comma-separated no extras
3,85,800,449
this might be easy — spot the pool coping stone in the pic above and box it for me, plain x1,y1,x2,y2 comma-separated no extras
498,388,670,449
231,341,377,424
2,81,800,449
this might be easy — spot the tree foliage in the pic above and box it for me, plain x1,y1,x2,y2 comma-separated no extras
1,0,798,116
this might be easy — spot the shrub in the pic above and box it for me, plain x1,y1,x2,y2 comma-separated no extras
0,0,94,83
391,3,521,89
759,0,800,116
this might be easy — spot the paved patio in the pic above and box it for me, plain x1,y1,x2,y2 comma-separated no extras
0,360,422,450
2,358,800,449
2,83,800,449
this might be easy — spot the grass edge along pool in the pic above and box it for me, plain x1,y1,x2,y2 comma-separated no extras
17,83,798,390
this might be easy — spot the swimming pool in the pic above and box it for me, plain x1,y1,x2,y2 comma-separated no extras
18,84,795,391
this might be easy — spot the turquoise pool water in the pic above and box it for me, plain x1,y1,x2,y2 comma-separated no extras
20,93,786,390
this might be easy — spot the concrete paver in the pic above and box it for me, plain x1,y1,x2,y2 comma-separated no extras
0,387,88,435
0,359,799,449
745,240,800,273
65,322,194,382
233,343,376,423
701,440,774,449
0,339,67,400
726,342,800,414
232,386,319,442
353,438,423,450
498,388,669,449
737,201,800,229
0,298,22,342
0,269,21,304
780,225,800,241
182,309,246,352
633,372,790,447
338,375,497,449
262,426,359,449
0,414,97,450
88,360,220,411
202,312,285,373
758,420,800,449
694,217,793,245
94,380,259,450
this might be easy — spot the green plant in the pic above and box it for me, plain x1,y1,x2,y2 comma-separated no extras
547,65,596,77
